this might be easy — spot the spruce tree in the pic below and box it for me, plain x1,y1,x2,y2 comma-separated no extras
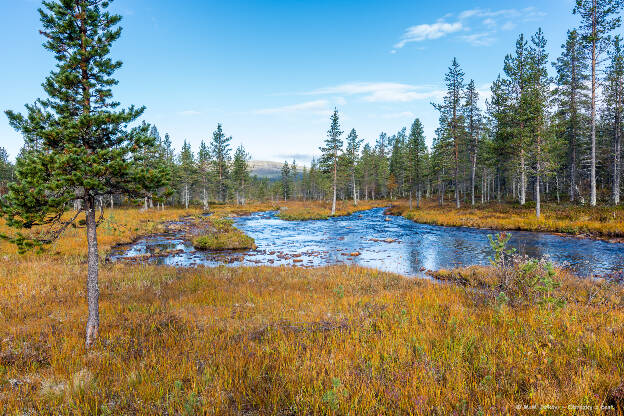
344,128,363,205
464,80,483,206
232,145,250,205
197,140,212,210
604,36,624,204
526,29,550,218
553,29,591,202
281,161,291,200
2,0,168,347
434,58,465,208
178,140,196,209
210,124,232,202
574,0,624,205
0,148,13,196
406,119,428,208
320,109,343,215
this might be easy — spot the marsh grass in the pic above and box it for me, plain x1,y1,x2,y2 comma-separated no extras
1,261,624,414
1,203,624,414
277,200,388,221
388,200,624,240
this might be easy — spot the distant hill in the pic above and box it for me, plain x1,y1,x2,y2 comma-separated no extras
249,160,283,178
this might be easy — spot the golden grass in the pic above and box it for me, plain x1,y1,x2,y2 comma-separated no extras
1,203,624,413
277,200,388,221
1,260,624,414
389,200,624,240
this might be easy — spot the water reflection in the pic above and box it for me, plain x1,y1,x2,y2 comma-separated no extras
109,207,624,277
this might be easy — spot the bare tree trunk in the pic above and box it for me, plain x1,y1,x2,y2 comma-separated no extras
352,172,358,206
590,3,597,206
614,80,622,205
417,182,421,208
331,159,337,215
85,196,99,348
520,151,526,205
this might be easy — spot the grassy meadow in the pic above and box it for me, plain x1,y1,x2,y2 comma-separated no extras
0,201,623,414
388,200,624,240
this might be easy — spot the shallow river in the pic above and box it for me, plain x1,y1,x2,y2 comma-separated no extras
109,207,624,278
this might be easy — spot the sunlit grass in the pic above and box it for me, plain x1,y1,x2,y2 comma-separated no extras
1,261,623,413
389,200,624,239
1,202,624,413
277,200,388,221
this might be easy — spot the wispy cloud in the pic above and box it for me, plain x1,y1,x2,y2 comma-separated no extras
307,82,444,103
392,6,545,52
460,32,497,47
394,21,463,49
253,100,330,115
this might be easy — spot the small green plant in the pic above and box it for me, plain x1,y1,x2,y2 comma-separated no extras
323,378,346,411
487,233,516,290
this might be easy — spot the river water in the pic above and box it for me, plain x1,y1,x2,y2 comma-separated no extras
108,208,624,278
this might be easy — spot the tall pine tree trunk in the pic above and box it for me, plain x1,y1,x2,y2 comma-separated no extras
614,106,622,204
471,154,476,206
520,151,526,205
352,171,357,206
590,4,597,206
85,195,100,347
332,158,337,215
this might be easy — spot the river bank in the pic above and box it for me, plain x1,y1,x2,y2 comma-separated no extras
386,200,624,243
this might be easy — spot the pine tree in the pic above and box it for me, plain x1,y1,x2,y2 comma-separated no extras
464,80,483,206
290,160,298,199
553,29,591,202
574,0,624,205
320,109,343,215
197,140,212,210
0,148,13,196
434,58,465,208
504,34,531,205
232,145,250,205
374,133,389,199
178,140,196,209
281,161,291,200
210,124,232,202
359,143,375,200
2,0,168,347
389,128,407,198
406,119,428,208
604,36,624,204
526,29,550,218
344,128,363,205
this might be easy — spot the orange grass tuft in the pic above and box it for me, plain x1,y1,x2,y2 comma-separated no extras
0,204,623,413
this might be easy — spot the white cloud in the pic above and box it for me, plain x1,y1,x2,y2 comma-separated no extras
307,82,444,103
461,32,497,47
253,100,331,115
501,21,517,31
393,7,545,51
394,21,463,49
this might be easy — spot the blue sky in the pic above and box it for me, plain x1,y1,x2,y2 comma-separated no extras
2,0,579,164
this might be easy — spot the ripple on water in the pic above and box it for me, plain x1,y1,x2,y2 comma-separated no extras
108,208,624,278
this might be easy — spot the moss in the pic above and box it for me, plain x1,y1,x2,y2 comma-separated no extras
193,217,256,251
193,230,256,251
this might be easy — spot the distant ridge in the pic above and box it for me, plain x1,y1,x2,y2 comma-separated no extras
249,160,283,178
